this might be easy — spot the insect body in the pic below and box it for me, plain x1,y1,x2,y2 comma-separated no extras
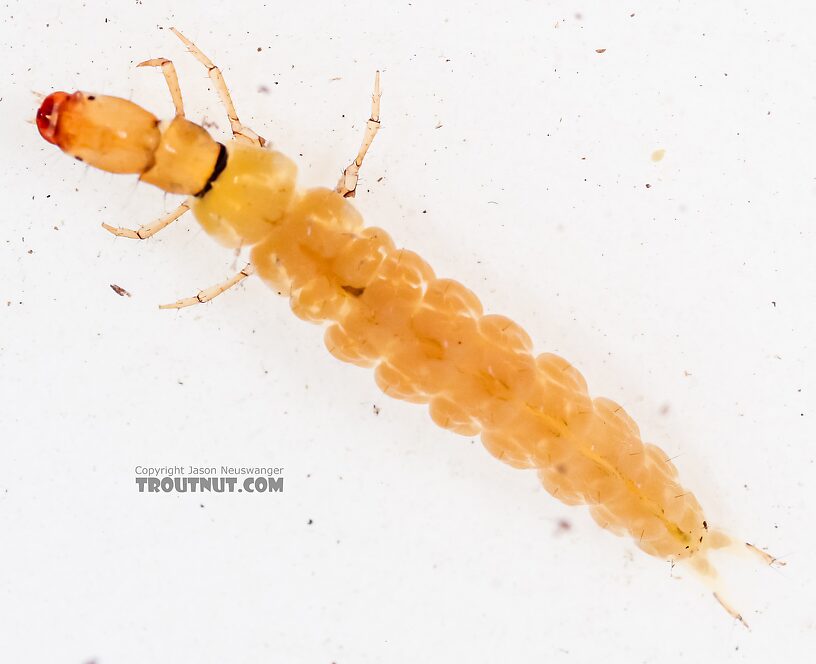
37,30,773,614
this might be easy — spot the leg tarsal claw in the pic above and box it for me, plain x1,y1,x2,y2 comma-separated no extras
137,57,185,117
102,223,143,240
101,200,191,240
169,27,266,147
336,70,382,199
713,592,750,630
159,263,255,310
745,542,787,568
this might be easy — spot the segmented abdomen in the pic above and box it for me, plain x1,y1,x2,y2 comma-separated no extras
251,187,708,561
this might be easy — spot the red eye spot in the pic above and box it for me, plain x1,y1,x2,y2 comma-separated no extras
36,91,69,145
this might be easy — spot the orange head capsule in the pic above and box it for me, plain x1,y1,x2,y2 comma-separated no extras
36,90,224,196
36,90,162,174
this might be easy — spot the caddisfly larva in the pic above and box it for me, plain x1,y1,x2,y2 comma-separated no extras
36,28,780,622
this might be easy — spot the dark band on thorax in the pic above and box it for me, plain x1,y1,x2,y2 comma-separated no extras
195,142,228,197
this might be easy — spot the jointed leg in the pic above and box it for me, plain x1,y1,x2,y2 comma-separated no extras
138,58,185,117
102,199,192,240
336,71,382,198
170,27,266,147
159,263,255,310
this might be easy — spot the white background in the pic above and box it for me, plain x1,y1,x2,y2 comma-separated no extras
1,1,814,662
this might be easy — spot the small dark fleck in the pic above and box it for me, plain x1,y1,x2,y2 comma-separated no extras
307,519,313,525
645,183,651,188
341,284,364,297
703,520,708,530
110,284,131,297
